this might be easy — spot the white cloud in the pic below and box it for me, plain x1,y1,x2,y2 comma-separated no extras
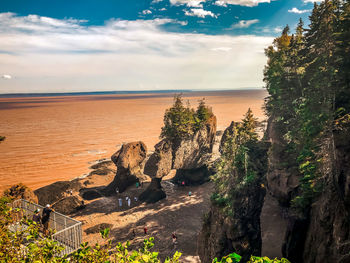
215,1,227,7
184,8,217,18
142,10,152,15
274,26,282,33
211,47,232,52
151,0,163,3
288,7,311,14
0,13,273,93
231,19,259,29
2,74,12,79
171,0,271,7
186,0,203,7
159,8,167,11
303,0,322,3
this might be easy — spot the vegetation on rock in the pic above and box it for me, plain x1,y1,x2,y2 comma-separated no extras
160,94,213,142
210,109,261,213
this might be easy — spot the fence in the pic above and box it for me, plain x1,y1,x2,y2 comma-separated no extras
11,199,82,256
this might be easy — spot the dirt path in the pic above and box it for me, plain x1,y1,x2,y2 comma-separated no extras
73,179,213,262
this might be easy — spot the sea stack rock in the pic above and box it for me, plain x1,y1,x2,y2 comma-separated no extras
172,115,217,185
140,115,217,203
104,141,147,194
140,139,172,203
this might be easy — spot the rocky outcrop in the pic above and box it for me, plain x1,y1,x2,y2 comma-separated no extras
173,115,216,170
144,139,172,179
104,141,147,194
4,183,38,203
199,181,266,263
171,115,217,185
34,180,82,206
300,130,350,263
140,115,217,203
266,119,300,206
219,121,235,154
198,126,269,262
141,140,172,202
263,117,350,263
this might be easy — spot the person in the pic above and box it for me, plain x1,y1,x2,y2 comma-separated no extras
127,197,131,207
134,196,138,202
188,191,192,196
144,225,148,235
172,232,177,246
181,181,185,186
118,198,122,207
136,182,139,188
115,188,119,194
42,204,53,235
32,209,41,225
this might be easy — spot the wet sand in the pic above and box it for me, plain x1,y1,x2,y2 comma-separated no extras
0,90,267,192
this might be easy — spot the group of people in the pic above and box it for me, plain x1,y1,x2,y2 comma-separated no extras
32,204,54,235
117,196,138,208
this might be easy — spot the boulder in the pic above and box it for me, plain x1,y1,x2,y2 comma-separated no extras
104,141,147,194
3,183,38,203
34,180,81,206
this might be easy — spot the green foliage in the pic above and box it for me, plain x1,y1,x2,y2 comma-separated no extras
0,136,5,142
160,95,213,142
212,253,290,263
263,0,350,214
0,197,181,263
210,109,262,214
213,252,241,263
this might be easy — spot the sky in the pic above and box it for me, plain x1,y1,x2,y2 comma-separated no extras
0,0,322,93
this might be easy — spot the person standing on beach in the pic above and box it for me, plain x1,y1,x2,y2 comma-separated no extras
172,232,177,247
128,197,131,207
42,204,53,235
144,225,148,235
118,198,122,207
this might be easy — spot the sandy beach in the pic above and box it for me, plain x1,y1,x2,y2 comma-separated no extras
0,90,266,192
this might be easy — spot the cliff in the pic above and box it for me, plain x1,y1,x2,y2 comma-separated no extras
198,121,269,262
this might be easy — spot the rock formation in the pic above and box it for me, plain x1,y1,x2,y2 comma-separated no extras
104,141,147,195
140,139,172,203
34,180,81,206
198,128,269,262
171,115,217,185
140,115,217,203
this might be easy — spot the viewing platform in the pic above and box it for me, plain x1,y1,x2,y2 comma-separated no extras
11,199,82,256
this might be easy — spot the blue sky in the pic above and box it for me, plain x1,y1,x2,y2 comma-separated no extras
0,0,321,93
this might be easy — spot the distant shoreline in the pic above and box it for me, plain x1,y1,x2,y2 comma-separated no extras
0,89,265,98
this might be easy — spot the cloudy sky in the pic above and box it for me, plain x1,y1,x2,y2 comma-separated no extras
0,0,321,93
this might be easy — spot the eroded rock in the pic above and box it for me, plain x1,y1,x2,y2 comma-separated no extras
104,141,147,194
